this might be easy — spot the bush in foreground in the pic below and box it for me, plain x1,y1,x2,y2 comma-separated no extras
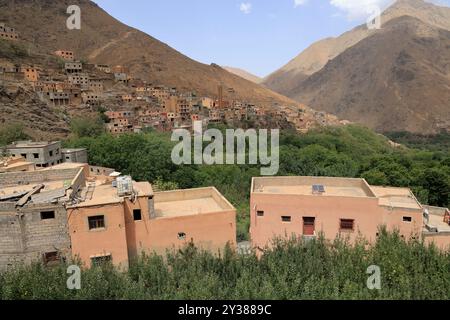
0,230,448,300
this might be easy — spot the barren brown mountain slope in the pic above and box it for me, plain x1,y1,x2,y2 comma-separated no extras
292,16,450,134
263,0,450,97
223,66,262,84
0,0,295,107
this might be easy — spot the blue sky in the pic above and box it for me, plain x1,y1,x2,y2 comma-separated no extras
94,0,450,78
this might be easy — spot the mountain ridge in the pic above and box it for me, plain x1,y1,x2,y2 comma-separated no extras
0,0,298,108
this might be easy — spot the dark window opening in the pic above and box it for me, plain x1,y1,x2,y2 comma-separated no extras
178,232,186,240
40,211,55,220
340,219,355,231
257,211,264,217
43,252,59,264
133,209,142,221
281,216,292,223
33,153,39,159
88,215,105,230
403,216,412,222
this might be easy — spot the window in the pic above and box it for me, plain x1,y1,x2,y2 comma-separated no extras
133,209,142,221
178,232,186,240
91,255,112,266
33,153,39,159
257,211,264,217
403,216,412,222
20,153,27,158
340,219,355,231
88,215,105,230
49,150,53,157
281,216,292,223
43,252,59,264
40,211,55,220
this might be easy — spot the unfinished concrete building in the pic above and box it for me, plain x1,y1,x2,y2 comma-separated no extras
54,50,74,62
0,23,19,41
65,62,83,74
61,149,88,164
6,141,63,168
0,165,87,269
49,92,70,106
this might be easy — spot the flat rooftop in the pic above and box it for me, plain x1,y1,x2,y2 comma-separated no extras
252,176,376,198
41,162,87,171
154,187,235,218
61,148,86,153
7,141,60,148
427,213,450,233
70,180,153,208
371,186,422,210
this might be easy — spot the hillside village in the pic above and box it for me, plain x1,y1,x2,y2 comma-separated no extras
0,23,342,137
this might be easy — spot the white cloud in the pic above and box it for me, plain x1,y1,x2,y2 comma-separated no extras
294,0,308,7
240,2,252,14
329,0,394,20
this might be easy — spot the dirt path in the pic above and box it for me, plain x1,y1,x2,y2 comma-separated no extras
88,30,135,60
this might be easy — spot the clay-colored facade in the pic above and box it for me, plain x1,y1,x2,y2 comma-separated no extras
67,185,236,268
250,177,448,250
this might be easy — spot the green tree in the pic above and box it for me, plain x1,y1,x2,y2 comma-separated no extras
70,116,105,138
0,123,29,147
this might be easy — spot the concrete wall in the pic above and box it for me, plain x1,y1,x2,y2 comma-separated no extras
0,168,80,187
0,204,71,270
62,150,88,164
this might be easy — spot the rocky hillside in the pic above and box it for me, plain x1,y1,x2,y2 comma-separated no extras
0,80,69,139
262,0,450,133
292,16,450,133
0,0,297,108
222,66,262,84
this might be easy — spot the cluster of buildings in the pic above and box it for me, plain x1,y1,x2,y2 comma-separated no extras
0,40,338,135
0,141,236,269
0,23,18,41
0,141,449,270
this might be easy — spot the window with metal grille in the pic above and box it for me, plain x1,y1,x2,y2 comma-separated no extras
403,216,412,222
281,216,292,223
340,219,355,231
88,215,105,230
178,232,187,240
91,255,112,266
257,211,264,217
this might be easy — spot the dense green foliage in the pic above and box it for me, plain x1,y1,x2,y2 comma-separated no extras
0,123,29,147
386,131,450,153
0,231,448,300
64,125,450,239
69,116,105,138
